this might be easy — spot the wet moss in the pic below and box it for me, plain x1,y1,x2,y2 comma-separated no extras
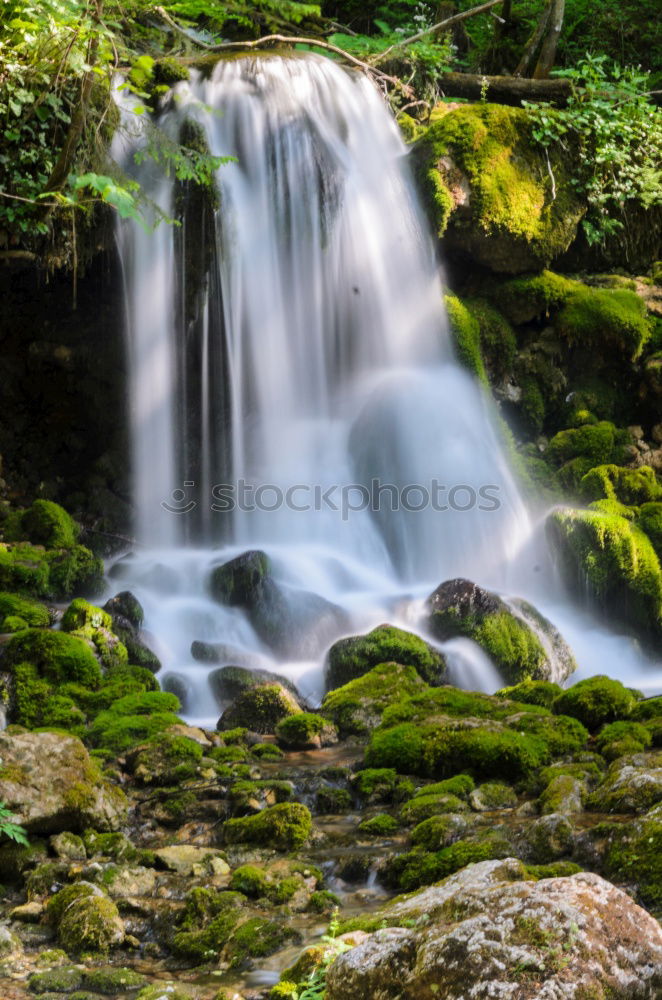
315,786,352,814
326,624,445,689
172,889,245,962
21,501,78,549
226,916,299,968
88,692,182,754
445,294,486,382
557,286,652,360
410,812,469,851
491,270,579,324
400,792,467,825
552,676,636,731
636,502,662,559
546,422,618,467
4,628,101,688
546,508,662,642
0,592,50,628
61,598,111,632
595,720,652,760
496,679,563,709
275,712,333,749
321,661,426,737
223,803,312,851
357,813,399,836
130,732,203,785
581,464,662,506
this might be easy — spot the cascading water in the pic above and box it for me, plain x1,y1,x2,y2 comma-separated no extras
111,54,661,723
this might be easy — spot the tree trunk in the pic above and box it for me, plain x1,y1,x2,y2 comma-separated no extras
514,0,552,77
436,70,571,105
533,0,565,79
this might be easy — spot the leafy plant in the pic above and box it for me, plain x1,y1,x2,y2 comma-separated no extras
291,908,353,999
525,55,662,246
0,801,29,846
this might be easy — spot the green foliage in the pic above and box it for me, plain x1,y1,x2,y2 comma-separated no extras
525,56,662,248
0,801,29,846
552,676,635,731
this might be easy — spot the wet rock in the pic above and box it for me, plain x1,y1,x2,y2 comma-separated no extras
209,549,346,657
103,590,144,629
324,860,662,999
587,751,662,813
322,662,426,737
275,712,338,750
469,782,517,812
50,832,86,861
208,662,301,702
153,845,230,877
223,802,312,851
426,578,576,684
326,624,446,691
0,730,127,833
518,813,574,862
0,923,22,959
218,683,302,734
538,774,586,815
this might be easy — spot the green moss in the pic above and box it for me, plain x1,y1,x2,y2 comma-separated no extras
2,614,27,632
0,592,50,627
223,803,312,851
211,745,248,764
475,611,548,685
172,889,245,962
83,830,138,861
21,500,78,549
546,508,662,642
471,781,518,810
552,676,636,730
380,686,549,728
4,628,101,688
444,294,486,382
61,598,112,632
226,916,299,968
220,683,301,734
636,502,662,559
415,106,583,271
467,298,517,376
275,712,329,748
251,742,284,760
0,542,50,596
326,624,445,689
270,983,299,1000
595,720,652,759
603,808,662,908
321,661,426,737
524,861,583,879
81,967,147,992
88,691,182,753
352,768,401,803
546,421,617,466
557,286,652,359
229,864,270,898
581,464,662,506
387,832,511,892
315,786,352,814
28,966,84,993
631,696,662,721
307,889,340,913
358,813,399,836
511,713,589,757
413,774,475,799
130,732,203,784
55,890,123,954
496,679,563,708
410,813,469,851
46,545,105,600
400,792,467,824
491,270,579,324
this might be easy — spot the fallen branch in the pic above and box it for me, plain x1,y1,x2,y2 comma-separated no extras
0,250,38,263
153,6,410,96
370,0,505,66
437,70,572,106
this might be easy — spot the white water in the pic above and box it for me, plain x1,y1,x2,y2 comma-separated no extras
111,55,662,724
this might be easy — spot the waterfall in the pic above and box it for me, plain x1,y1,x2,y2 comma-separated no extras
111,54,660,721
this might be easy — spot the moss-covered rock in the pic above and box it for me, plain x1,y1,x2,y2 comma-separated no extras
357,813,399,836
223,802,312,851
171,888,245,962
496,678,563,708
581,464,662,506
57,892,124,954
21,500,78,549
28,966,83,994
587,752,662,813
0,591,50,628
3,627,101,687
351,768,411,804
603,803,662,909
413,104,584,273
88,691,182,753
125,731,204,785
546,508,662,643
81,967,147,993
400,792,467,825
325,624,446,690
557,286,652,359
444,293,486,382
218,683,302,734
595,720,653,760
538,774,586,815
552,675,636,731
545,421,618,467
426,578,576,684
225,916,300,968
636,502,662,559
490,269,579,324
0,730,127,833
409,812,471,851
321,661,426,737
275,712,337,750
469,781,517,812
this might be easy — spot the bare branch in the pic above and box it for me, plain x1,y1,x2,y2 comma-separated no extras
370,0,504,66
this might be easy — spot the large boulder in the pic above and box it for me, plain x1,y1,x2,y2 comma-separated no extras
321,661,427,737
0,730,127,833
546,507,662,644
412,103,585,274
209,663,300,704
325,624,446,691
209,550,346,657
325,860,662,999
426,578,576,684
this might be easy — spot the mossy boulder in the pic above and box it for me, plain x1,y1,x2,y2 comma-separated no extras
603,803,662,909
325,624,446,691
546,508,662,643
28,966,83,993
321,661,427,737
496,678,563,708
103,590,144,629
581,464,662,505
88,691,182,753
552,676,636,731
469,781,517,812
0,592,50,628
223,802,312,851
2,627,101,687
358,814,399,836
125,731,204,785
81,967,147,992
595,720,653,760
587,752,662,813
0,730,127,833
61,598,112,632
400,792,468,825
557,286,652,360
426,578,576,684
218,683,302,734
490,269,579,324
48,883,124,954
636,502,662,559
538,774,586,815
208,662,299,701
413,103,584,274
224,915,300,969
545,421,619,468
21,500,78,549
171,888,245,962
209,549,344,657
275,712,338,750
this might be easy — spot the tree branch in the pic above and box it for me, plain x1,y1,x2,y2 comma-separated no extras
437,71,572,106
514,0,551,77
534,0,565,80
370,0,505,66
153,6,410,95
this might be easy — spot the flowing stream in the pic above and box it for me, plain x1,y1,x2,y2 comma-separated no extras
111,54,661,724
